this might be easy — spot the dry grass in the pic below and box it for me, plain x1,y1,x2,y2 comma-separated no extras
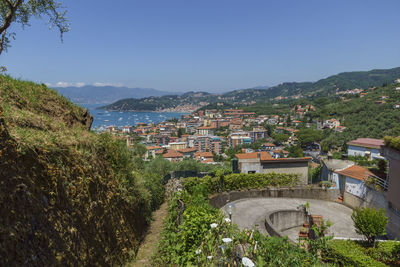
0,74,94,149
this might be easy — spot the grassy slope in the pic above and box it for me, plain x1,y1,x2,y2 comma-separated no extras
0,75,152,266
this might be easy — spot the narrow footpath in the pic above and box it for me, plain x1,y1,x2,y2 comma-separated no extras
127,201,168,267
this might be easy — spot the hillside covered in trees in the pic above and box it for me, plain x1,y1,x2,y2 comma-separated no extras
242,82,400,151
102,67,400,111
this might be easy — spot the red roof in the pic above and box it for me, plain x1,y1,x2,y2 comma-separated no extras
194,151,213,158
155,149,165,154
178,147,198,153
146,146,161,150
347,138,384,149
163,150,183,158
273,149,289,154
261,157,311,163
334,165,375,181
236,152,273,160
263,143,276,147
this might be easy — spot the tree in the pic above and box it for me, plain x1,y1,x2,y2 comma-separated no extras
0,0,69,55
133,143,147,158
296,128,323,146
351,206,388,247
288,145,303,158
271,132,289,144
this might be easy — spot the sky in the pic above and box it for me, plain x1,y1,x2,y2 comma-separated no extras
1,0,400,93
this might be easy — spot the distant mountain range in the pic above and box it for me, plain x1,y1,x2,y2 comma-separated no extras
101,67,400,111
53,85,179,104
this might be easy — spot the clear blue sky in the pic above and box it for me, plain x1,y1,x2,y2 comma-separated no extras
1,0,400,92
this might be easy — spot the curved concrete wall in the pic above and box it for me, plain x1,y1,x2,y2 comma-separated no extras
264,210,307,240
209,187,340,209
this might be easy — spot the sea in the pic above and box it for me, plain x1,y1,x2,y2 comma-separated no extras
80,104,189,132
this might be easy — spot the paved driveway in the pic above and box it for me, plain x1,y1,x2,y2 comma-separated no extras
222,198,363,241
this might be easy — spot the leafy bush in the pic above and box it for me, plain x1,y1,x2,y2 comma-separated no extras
153,185,222,266
363,241,400,265
325,240,400,266
351,206,388,246
384,136,400,151
325,240,386,266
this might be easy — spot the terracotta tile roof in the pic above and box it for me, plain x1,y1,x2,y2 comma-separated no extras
146,146,161,150
334,165,375,181
261,157,312,163
155,149,165,154
263,143,276,147
178,147,198,153
347,138,384,149
194,151,213,158
273,149,289,154
202,158,214,163
163,149,184,158
235,152,273,160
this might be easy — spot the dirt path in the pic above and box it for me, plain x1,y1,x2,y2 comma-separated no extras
126,201,168,267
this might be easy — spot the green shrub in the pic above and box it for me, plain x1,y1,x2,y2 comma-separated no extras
384,136,400,151
325,240,400,266
351,206,388,246
364,241,400,265
325,240,386,266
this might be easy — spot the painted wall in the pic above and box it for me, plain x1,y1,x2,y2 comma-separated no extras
239,160,309,184
348,145,381,159
261,162,309,184
345,177,367,198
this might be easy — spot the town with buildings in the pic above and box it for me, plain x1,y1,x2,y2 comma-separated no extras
102,101,400,244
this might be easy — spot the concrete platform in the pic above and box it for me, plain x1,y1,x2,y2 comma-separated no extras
222,198,363,242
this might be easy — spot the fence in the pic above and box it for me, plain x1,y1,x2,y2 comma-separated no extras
366,173,388,191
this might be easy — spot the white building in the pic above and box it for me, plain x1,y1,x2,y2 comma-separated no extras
347,138,384,160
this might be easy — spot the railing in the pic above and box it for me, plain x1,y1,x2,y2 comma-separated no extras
366,173,388,191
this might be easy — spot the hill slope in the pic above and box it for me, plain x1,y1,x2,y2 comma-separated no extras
0,76,154,265
102,67,400,111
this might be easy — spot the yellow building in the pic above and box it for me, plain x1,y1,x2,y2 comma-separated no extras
169,142,187,150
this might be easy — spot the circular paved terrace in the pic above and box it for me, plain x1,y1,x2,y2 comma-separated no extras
222,198,363,242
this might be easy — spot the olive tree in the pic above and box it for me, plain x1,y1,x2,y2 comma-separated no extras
0,0,69,55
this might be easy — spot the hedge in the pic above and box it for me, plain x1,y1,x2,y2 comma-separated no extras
183,172,299,194
324,240,400,266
